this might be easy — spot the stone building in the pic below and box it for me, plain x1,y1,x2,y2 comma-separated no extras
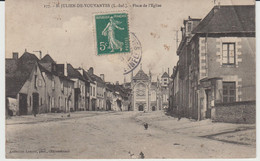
40,55,74,113
6,52,46,115
173,5,256,120
131,66,163,111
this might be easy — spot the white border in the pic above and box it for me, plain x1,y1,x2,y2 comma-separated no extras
0,1,5,160
1,1,259,161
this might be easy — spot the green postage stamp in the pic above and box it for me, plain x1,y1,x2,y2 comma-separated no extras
95,13,130,55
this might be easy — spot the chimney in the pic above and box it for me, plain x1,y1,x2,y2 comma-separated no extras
78,67,83,76
89,67,94,75
39,51,42,59
12,52,18,60
100,74,105,82
213,4,220,14
64,63,68,76
116,81,119,85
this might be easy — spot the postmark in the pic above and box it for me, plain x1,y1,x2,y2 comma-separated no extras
94,13,130,55
123,32,142,75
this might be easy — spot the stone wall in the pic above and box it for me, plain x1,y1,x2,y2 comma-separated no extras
212,101,255,124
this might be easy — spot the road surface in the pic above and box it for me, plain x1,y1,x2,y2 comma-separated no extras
6,111,256,159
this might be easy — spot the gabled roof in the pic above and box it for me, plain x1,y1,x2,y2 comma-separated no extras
89,73,105,86
161,72,169,78
67,64,85,81
82,69,95,83
133,69,149,80
6,52,39,97
19,52,39,63
192,5,255,34
40,54,56,64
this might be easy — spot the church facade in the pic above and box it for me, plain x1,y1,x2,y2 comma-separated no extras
131,68,169,111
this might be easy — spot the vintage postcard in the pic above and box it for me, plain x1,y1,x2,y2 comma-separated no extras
5,0,256,159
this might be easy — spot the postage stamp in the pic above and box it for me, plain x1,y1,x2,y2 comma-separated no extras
94,13,130,55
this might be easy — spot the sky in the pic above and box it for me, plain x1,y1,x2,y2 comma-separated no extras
5,0,255,83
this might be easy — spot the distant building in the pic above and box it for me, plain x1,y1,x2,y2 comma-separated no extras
131,66,162,111
161,72,170,109
88,67,105,111
40,54,74,113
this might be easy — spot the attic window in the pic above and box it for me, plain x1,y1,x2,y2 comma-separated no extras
187,22,192,32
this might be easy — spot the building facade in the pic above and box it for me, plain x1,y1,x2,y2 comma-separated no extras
173,5,256,120
6,52,47,115
131,67,163,111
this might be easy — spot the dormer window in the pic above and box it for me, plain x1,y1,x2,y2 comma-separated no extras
187,22,192,32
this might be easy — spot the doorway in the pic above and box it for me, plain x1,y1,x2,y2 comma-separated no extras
205,89,211,119
32,93,39,114
19,93,28,115
138,105,144,111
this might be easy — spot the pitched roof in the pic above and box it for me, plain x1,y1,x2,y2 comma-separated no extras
89,73,105,86
133,69,149,80
161,72,169,78
82,69,95,83
67,64,85,81
40,54,56,64
6,52,39,97
192,5,255,34
19,52,39,63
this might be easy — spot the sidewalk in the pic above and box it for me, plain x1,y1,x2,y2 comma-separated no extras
135,111,256,147
5,111,114,125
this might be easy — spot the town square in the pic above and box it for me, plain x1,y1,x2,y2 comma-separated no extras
4,0,256,159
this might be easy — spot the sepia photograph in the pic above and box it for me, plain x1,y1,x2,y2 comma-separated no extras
4,0,256,159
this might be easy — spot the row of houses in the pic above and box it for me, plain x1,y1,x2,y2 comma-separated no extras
168,5,256,122
6,51,131,116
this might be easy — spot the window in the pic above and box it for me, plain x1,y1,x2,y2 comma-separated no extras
164,78,167,81
90,86,92,96
93,87,96,96
38,79,42,87
51,97,55,108
34,75,38,88
51,79,55,90
29,96,31,106
187,22,192,32
222,43,235,65
61,82,64,91
223,82,236,103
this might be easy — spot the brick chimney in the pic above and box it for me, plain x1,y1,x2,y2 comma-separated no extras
12,52,18,60
88,67,94,75
100,74,105,82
